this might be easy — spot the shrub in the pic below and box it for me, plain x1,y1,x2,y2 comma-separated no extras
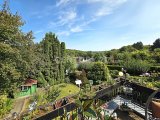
110,70,119,78
123,59,151,75
78,62,93,71
150,66,160,72
0,95,13,118
107,65,122,71
77,62,111,85
153,81,160,88
146,82,154,89
128,76,148,83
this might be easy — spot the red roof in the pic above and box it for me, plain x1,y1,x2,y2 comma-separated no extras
22,79,37,86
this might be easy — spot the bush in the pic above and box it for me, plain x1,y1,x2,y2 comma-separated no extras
153,81,160,88
77,62,111,85
78,62,93,71
110,70,119,78
128,76,148,83
146,82,154,89
37,72,47,87
88,62,111,84
107,65,122,71
123,59,151,75
150,66,160,72
0,95,13,118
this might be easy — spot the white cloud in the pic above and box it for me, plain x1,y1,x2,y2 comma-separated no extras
34,30,43,34
57,10,77,26
56,0,70,7
70,26,83,33
95,7,112,17
88,0,108,3
57,31,70,36
88,0,127,4
90,0,128,17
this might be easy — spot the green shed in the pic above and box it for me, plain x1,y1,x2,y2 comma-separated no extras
18,79,37,97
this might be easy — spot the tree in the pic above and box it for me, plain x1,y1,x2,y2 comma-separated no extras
77,69,89,85
151,38,160,50
0,1,24,43
65,56,77,75
0,2,26,93
86,51,93,58
0,42,26,94
132,51,150,61
78,62,93,72
0,1,67,95
132,41,143,50
93,53,105,62
38,32,66,85
152,48,160,63
119,45,136,52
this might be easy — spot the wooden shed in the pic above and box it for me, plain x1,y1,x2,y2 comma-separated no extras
18,79,37,97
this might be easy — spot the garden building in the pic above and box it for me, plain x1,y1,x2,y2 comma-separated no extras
17,79,37,97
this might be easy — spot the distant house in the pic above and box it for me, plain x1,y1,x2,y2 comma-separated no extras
17,79,37,97
76,57,95,63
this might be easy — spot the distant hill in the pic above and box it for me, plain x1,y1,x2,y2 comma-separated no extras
67,39,160,66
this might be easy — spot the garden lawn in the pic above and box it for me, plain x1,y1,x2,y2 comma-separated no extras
55,83,80,100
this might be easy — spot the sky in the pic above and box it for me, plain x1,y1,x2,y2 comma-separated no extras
1,0,160,51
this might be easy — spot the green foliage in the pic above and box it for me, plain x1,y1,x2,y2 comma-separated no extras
151,38,160,50
150,66,160,72
153,81,160,88
65,56,76,73
0,95,13,118
107,65,122,71
74,97,97,119
0,2,66,96
37,72,47,87
119,45,136,52
0,1,24,43
46,87,60,102
132,51,150,61
55,83,79,100
110,70,119,78
78,62,93,71
78,62,111,84
93,53,105,62
132,41,143,50
123,59,151,75
152,48,160,63
37,32,66,84
84,108,97,118
77,70,89,85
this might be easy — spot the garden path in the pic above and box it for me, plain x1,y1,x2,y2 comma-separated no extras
4,97,26,119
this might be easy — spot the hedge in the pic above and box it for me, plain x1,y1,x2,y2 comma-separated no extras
107,65,160,73
150,66,160,72
107,65,122,71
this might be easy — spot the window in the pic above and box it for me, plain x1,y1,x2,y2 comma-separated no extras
21,86,28,91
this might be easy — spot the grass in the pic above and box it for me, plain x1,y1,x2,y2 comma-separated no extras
55,83,80,100
20,84,79,119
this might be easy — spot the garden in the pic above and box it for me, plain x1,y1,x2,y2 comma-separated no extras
1,1,160,119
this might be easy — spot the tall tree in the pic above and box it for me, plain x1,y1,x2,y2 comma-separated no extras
37,32,66,85
151,38,160,50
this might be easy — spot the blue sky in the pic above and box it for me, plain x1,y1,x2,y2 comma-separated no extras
1,0,160,51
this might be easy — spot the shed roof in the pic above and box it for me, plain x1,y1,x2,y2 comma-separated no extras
21,79,37,86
